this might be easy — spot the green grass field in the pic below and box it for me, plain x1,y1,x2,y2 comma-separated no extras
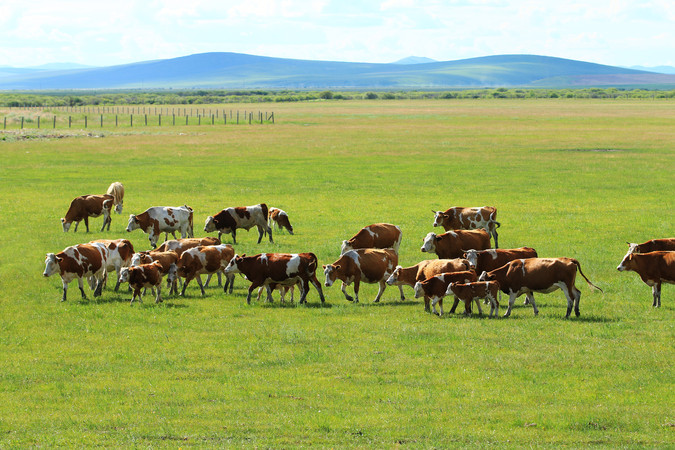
0,99,673,447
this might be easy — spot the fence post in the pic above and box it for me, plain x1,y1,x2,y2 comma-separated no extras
173,114,175,126
53,115,56,128
100,114,103,127
186,115,188,125
69,116,71,128
21,117,24,129
212,114,214,125
115,115,118,127
145,114,147,126
131,115,133,127
198,115,201,125
3,117,6,129
85,116,88,128
159,114,161,126
38,116,40,129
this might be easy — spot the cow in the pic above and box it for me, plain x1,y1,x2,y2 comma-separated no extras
167,244,236,296
89,239,135,291
224,253,325,305
131,250,180,294
447,281,500,318
118,261,164,304
341,223,402,255
269,207,294,235
617,251,675,307
43,243,108,302
155,237,221,255
256,284,297,303
106,182,125,214
204,203,272,244
625,238,675,255
126,205,194,248
323,248,403,303
432,206,500,248
61,194,114,232
385,258,471,300
412,270,478,316
479,258,603,318
421,230,491,259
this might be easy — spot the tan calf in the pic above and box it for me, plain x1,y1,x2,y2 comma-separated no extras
385,258,471,300
412,270,478,316
447,281,500,318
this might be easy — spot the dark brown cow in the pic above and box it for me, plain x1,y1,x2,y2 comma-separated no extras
421,230,491,259
432,206,500,247
127,205,194,248
61,194,114,232
89,239,135,291
617,251,675,307
447,281,500,318
269,207,294,235
43,244,108,301
118,261,164,304
412,270,478,315
224,253,325,305
323,248,403,303
204,204,272,244
341,223,402,255
479,258,603,318
626,238,675,255
168,245,236,296
385,258,471,300
131,250,180,294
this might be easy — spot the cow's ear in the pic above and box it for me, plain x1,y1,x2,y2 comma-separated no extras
322,265,327,269
333,264,341,271
240,253,246,258
60,218,65,224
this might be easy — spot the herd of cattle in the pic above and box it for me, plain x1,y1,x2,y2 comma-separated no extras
43,183,675,317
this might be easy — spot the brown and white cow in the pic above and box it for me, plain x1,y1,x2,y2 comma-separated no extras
617,251,675,307
412,270,478,315
447,281,500,318
106,182,125,214
118,261,164,304
421,230,491,259
269,207,294,235
625,238,675,255
61,194,114,232
341,223,402,255
167,244,236,296
224,253,325,305
204,204,272,244
385,258,471,300
127,205,194,248
43,243,108,301
432,206,500,248
131,250,180,294
323,248,402,303
479,258,603,318
89,239,135,291
462,247,538,274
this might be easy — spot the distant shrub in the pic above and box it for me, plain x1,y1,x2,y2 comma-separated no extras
364,92,378,99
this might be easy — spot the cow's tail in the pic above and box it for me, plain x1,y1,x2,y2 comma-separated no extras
260,203,269,220
306,253,319,276
572,259,603,293
185,205,194,238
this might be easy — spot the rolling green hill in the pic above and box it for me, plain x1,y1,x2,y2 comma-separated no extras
1,52,673,90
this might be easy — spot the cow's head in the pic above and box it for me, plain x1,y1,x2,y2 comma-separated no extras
617,253,633,272
224,254,245,274
340,240,353,255
463,249,478,269
114,201,123,215
43,253,61,277
126,215,139,232
478,271,493,282
61,218,71,232
204,216,216,233
166,263,178,285
626,242,639,255
118,267,131,283
420,232,437,253
413,281,425,299
432,210,448,228
445,282,461,298
386,266,402,286
130,251,151,267
322,264,340,287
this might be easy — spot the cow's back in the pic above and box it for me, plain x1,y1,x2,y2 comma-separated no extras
419,258,470,280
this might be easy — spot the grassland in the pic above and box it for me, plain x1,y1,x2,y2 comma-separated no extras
0,99,673,447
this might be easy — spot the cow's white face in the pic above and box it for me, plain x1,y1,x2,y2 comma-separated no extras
340,240,352,255
617,253,632,272
126,215,139,232
432,211,445,228
204,216,216,232
464,249,478,269
223,255,242,274
114,202,123,214
130,253,144,267
386,266,402,285
118,267,130,283
43,253,61,277
323,264,339,287
166,263,178,284
445,282,457,297
421,233,437,253
413,281,424,298
61,218,71,232
478,271,491,282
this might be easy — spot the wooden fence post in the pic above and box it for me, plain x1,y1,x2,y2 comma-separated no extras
53,116,56,128
69,116,71,128
100,114,103,127
131,115,133,127
159,114,161,126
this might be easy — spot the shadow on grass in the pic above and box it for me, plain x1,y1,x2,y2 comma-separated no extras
257,301,333,309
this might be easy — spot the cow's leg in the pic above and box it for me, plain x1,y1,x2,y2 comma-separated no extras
574,287,582,316
559,282,574,318
113,268,122,291
424,295,431,313
373,280,387,303
449,296,460,314
529,292,539,316
84,216,90,233
524,292,535,305
155,284,162,303
265,284,275,302
93,274,104,297
310,276,325,303
504,292,518,317
180,276,192,296
474,297,483,316
488,294,498,318
463,298,472,315
353,279,361,303
431,296,443,316
398,285,405,301
298,280,310,304
340,282,354,302
61,279,69,302
224,274,234,294
77,278,88,300
73,221,79,232
652,283,661,307
196,275,206,296
492,227,499,249
267,225,273,243
256,286,264,302
246,282,263,304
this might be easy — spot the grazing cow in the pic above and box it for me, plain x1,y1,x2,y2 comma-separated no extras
43,243,108,301
131,250,180,294
106,182,125,214
447,281,500,318
204,203,272,244
617,251,675,307
323,248,403,303
269,207,294,235
61,194,114,232
118,261,164,304
224,253,325,305
126,205,194,248
479,258,603,318
341,223,402,255
626,238,675,255
421,230,491,259
432,206,500,248
167,245,236,296
385,258,471,300
89,239,135,291
412,270,478,316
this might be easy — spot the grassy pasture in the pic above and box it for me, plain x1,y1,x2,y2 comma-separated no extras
0,99,673,447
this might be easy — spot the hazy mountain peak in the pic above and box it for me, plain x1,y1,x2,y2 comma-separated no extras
391,56,437,65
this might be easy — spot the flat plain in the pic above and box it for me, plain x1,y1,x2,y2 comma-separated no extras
0,99,673,447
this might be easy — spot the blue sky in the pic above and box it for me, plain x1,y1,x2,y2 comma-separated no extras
1,0,673,68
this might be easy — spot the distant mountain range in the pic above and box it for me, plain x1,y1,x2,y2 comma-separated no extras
1,52,674,90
